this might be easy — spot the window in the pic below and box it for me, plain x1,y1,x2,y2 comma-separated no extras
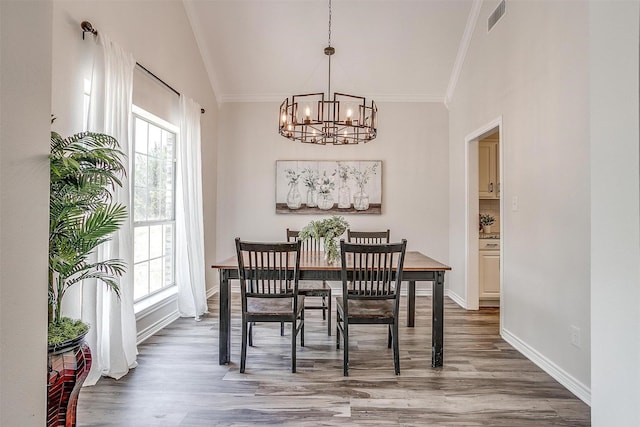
132,109,177,302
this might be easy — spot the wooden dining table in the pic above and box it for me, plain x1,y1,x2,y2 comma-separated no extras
211,250,451,368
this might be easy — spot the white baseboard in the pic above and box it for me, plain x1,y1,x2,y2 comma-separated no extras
501,327,591,406
401,287,432,297
445,289,467,309
137,310,180,345
135,292,179,345
206,286,217,299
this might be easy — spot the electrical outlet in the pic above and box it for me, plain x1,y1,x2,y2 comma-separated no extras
570,325,581,348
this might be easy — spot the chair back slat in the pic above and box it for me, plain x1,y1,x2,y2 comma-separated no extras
347,229,390,244
235,238,301,298
351,250,396,296
341,240,407,304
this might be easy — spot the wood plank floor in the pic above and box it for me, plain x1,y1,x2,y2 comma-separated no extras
77,295,590,426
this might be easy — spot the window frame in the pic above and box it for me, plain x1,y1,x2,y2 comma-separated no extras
131,105,179,303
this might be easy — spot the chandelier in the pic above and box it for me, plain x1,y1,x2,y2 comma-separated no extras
279,0,377,145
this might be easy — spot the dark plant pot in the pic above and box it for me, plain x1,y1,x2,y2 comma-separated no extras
47,332,91,427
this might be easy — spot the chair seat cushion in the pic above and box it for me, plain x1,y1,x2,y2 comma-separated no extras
298,281,331,296
336,297,395,319
247,295,304,317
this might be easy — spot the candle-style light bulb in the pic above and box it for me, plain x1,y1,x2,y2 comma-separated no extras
281,113,287,126
343,129,348,143
304,107,311,124
345,108,353,125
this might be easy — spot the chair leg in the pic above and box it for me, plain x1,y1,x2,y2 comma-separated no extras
327,292,332,336
343,320,349,376
322,295,327,320
300,309,305,348
249,322,254,347
280,321,284,336
240,319,248,373
393,321,400,375
291,318,297,373
336,309,341,349
387,325,392,348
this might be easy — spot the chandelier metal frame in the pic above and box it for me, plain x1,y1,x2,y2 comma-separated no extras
278,0,377,145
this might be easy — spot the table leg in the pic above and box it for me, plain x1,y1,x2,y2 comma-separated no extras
432,270,444,367
219,270,230,365
407,281,416,327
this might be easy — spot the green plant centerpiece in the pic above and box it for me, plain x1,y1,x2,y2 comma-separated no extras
299,215,349,264
48,122,127,350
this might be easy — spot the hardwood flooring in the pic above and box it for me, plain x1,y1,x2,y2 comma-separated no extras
77,295,590,426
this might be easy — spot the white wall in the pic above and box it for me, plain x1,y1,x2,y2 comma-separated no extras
590,2,640,425
216,102,449,274
51,1,219,301
448,1,591,400
0,1,52,425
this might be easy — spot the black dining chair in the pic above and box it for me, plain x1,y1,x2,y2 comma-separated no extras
346,229,390,244
286,229,332,336
336,238,407,376
235,238,305,373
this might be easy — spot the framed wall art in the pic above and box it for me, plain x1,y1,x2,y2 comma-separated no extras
275,160,382,214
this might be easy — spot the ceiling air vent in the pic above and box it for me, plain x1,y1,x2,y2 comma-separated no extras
488,0,505,32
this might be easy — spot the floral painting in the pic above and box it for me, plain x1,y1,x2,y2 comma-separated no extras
276,160,382,214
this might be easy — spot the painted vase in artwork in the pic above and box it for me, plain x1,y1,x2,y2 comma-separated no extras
353,190,369,211
287,184,302,209
317,192,334,210
306,189,318,207
337,181,351,209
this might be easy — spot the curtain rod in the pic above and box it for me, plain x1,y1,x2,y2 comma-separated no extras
81,21,205,114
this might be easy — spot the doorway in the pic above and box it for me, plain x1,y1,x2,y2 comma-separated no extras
465,118,503,326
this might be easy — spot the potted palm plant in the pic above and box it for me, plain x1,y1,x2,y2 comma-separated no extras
47,120,127,427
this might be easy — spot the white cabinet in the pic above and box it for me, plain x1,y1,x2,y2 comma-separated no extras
479,239,500,300
479,139,499,199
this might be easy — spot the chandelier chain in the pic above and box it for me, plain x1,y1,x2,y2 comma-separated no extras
328,0,332,47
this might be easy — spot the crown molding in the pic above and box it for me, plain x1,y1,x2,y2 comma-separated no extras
219,93,445,104
219,94,286,103
370,94,444,103
445,0,483,109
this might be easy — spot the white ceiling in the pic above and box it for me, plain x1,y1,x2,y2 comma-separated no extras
184,0,475,103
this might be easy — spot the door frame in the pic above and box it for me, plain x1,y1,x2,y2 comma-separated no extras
464,116,503,316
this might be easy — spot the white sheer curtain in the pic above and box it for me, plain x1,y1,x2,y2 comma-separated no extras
176,95,208,320
84,33,138,385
